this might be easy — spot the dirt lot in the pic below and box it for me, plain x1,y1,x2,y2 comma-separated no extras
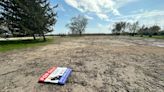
0,36,164,92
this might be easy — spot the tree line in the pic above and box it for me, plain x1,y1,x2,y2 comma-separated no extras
111,21,163,37
1,0,162,38
0,0,57,40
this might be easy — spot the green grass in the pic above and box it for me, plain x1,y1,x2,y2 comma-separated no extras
142,36,164,39
0,37,53,52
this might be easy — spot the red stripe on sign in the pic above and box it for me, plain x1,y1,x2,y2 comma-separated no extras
47,67,56,74
38,66,57,82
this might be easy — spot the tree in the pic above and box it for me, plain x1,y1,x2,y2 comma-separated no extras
138,25,145,37
112,21,126,35
138,25,153,37
66,15,88,35
128,21,139,36
0,16,4,35
120,22,126,33
158,30,164,35
0,0,57,40
148,25,160,37
112,29,117,35
0,22,10,38
0,0,19,36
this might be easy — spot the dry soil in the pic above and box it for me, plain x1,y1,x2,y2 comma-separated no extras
0,36,164,92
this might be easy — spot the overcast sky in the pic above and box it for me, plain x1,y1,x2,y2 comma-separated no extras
50,0,164,34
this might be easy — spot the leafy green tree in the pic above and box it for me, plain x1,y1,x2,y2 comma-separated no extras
0,0,19,36
0,22,8,37
158,30,164,35
0,0,57,40
148,25,160,37
66,15,88,36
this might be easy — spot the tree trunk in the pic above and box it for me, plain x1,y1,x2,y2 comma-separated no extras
33,34,36,40
42,33,46,41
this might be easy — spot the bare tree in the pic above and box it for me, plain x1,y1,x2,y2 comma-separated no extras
66,15,88,35
128,21,139,36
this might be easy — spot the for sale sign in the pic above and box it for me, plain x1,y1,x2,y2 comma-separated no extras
38,67,72,85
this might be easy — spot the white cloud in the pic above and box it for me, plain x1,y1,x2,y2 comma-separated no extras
111,10,164,21
97,13,109,20
84,15,93,20
64,0,137,21
65,0,78,9
108,10,164,29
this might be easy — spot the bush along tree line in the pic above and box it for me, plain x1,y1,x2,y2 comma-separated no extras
111,21,163,37
0,0,57,40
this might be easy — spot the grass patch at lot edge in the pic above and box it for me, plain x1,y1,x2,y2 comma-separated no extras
143,36,164,39
0,37,53,52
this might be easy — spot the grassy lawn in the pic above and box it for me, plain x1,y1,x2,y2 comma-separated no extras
0,37,54,52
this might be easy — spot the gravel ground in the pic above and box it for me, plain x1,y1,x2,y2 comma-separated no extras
0,36,164,92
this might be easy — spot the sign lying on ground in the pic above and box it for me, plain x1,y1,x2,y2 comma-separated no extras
38,67,72,85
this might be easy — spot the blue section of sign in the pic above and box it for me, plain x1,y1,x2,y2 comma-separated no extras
58,68,72,85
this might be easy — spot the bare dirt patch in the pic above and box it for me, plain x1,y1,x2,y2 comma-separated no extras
0,36,164,92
